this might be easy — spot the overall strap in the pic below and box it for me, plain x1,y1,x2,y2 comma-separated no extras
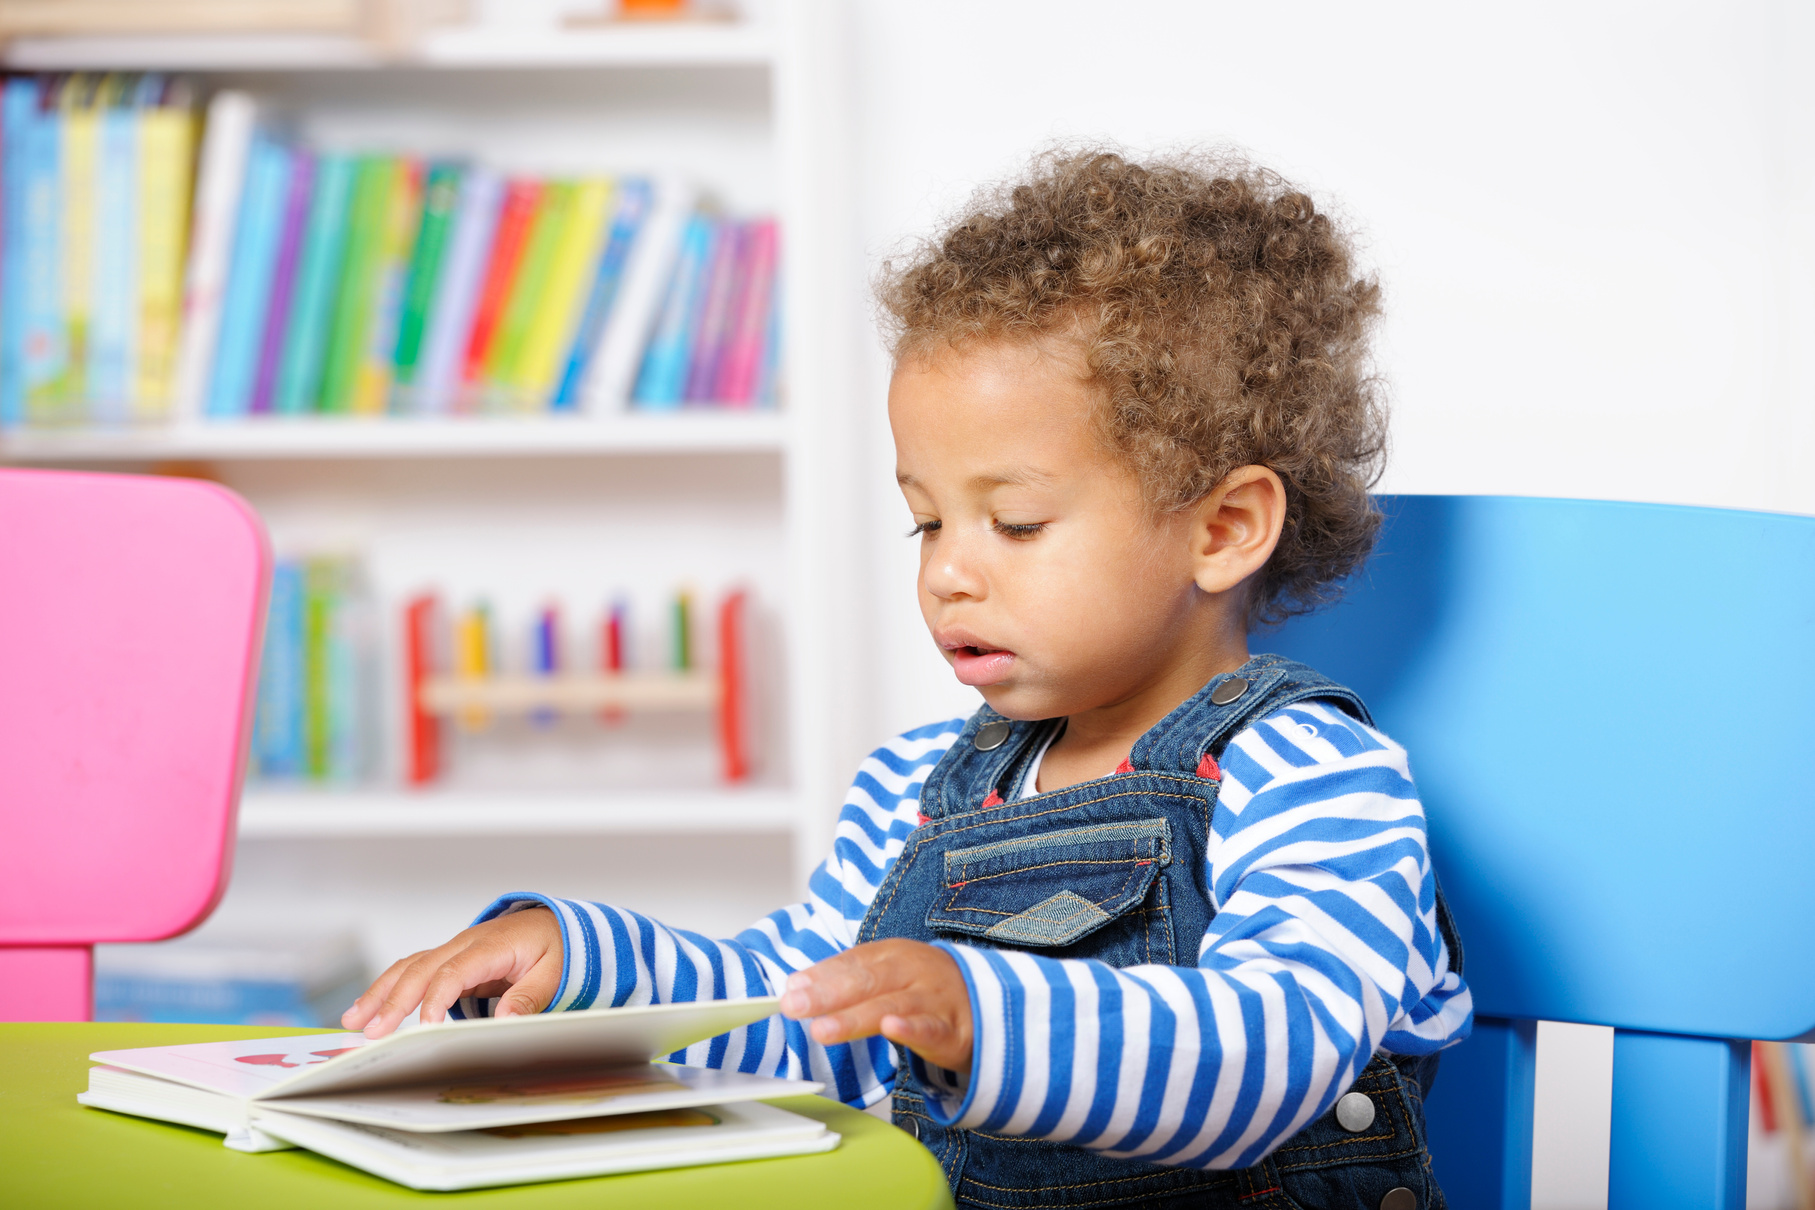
1130,653,1373,777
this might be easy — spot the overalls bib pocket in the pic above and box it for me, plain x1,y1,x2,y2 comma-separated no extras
925,817,1174,966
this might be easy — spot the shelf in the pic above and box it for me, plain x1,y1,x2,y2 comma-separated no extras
1,24,775,72
0,412,786,462
237,787,798,838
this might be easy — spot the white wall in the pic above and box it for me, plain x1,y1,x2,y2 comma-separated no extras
836,3,1814,1207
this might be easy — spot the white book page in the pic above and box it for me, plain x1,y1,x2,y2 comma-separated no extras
252,1100,837,1191
269,1063,822,1132
88,996,782,1102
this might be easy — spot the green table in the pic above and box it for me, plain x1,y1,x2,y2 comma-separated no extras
0,1023,954,1209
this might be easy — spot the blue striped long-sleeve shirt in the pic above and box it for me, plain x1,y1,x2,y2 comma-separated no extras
465,702,1472,1170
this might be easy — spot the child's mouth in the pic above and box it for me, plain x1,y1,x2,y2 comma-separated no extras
950,645,1016,687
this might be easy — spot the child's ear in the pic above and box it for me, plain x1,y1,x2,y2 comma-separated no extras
1187,465,1287,596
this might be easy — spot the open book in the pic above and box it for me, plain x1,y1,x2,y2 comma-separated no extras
78,996,839,1190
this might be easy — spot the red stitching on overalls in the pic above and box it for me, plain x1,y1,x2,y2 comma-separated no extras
1113,758,1134,774
980,789,1004,808
1196,751,1221,780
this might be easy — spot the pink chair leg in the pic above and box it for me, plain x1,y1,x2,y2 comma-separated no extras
0,945,93,1021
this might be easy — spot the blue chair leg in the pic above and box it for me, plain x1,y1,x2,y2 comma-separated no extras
1425,1014,1537,1210
1608,1030,1749,1210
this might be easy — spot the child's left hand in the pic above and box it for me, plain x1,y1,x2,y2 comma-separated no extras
778,939,974,1074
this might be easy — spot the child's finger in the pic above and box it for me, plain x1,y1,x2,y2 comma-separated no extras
493,950,563,1019
415,942,526,1027
341,951,431,1031
879,1011,972,1075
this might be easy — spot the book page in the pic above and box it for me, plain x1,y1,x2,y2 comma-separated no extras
88,1032,372,1100
266,1063,822,1132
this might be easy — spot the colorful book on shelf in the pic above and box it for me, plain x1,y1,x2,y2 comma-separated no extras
19,75,68,424
483,180,572,409
317,156,396,414
553,178,650,411
353,158,424,415
683,218,742,404
60,74,99,413
254,561,305,777
390,162,461,409
89,73,139,424
207,135,293,418
713,217,777,405
413,166,502,415
516,177,612,410
459,177,542,407
173,89,255,421
632,211,717,410
136,77,198,420
274,152,354,415
754,270,781,408
0,77,39,426
74,999,833,1191
250,149,315,415
580,178,692,414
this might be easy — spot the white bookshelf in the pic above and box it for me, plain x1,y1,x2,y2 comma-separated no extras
2,1,866,960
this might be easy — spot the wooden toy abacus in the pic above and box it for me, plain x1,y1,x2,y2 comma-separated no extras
403,589,748,786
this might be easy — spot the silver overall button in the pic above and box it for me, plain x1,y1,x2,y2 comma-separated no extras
1380,1188,1416,1210
1335,1090,1376,1132
1209,676,1250,706
905,1116,922,1141
973,720,1011,750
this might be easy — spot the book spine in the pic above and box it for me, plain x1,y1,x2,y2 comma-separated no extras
89,74,137,424
250,149,314,416
389,161,460,409
754,268,782,408
632,213,715,410
273,153,353,415
253,560,303,777
518,177,611,410
458,178,542,406
172,89,256,421
21,78,66,424
552,178,650,411
206,136,291,418
352,158,423,416
135,86,197,419
682,217,742,404
302,559,333,779
317,156,392,414
483,180,569,410
60,75,99,417
0,78,39,426
414,166,501,415
714,217,777,404
581,178,693,414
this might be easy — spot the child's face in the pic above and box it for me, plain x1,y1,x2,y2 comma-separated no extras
890,340,1248,723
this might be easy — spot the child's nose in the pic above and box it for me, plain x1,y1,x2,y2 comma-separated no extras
921,540,985,601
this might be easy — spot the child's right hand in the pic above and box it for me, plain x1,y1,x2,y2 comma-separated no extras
341,907,564,1039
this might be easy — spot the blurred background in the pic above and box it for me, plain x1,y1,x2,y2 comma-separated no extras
1,2,1808,1206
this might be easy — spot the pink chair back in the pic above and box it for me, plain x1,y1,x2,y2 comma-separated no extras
0,468,270,1021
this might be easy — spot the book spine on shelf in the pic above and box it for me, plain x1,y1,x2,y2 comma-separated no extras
172,89,256,422
326,562,371,780
0,78,38,426
250,150,315,416
414,166,501,415
552,178,649,412
519,177,612,412
458,177,542,409
353,158,424,416
274,153,353,415
754,267,782,408
484,180,571,411
254,561,304,777
60,75,99,419
20,76,67,425
682,217,742,405
714,217,777,405
135,78,197,420
89,73,138,425
632,212,716,410
389,161,461,411
207,136,292,419
318,156,394,414
581,179,691,415
301,559,333,778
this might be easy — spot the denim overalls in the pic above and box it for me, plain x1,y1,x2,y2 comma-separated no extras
860,655,1458,1210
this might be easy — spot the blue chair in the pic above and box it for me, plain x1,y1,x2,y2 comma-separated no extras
1265,495,1815,1210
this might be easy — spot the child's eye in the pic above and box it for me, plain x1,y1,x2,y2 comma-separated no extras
907,519,942,538
993,520,1047,539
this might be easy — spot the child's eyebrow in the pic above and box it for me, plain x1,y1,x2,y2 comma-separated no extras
895,468,1055,491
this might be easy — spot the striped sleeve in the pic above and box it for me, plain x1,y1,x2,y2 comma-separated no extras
455,717,965,1109
912,700,1473,1169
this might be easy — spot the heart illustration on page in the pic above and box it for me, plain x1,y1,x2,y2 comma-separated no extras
234,1047,361,1068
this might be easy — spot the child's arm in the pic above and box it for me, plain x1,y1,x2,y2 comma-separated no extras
794,702,1472,1169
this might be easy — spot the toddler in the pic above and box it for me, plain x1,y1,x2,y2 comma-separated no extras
346,150,1471,1210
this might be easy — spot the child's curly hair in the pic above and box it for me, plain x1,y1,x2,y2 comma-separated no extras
878,148,1387,625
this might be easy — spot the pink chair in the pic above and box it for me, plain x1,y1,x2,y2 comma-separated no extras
0,468,270,1021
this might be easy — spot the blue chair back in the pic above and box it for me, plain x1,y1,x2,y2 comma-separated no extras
1264,495,1815,1210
